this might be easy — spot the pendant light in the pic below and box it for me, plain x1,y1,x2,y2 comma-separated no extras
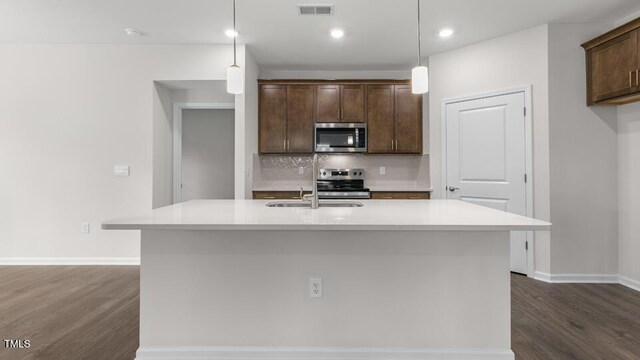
411,0,429,94
226,0,244,94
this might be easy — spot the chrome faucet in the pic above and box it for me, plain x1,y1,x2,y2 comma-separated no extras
302,154,320,209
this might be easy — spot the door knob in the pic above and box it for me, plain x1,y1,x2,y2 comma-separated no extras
448,186,460,192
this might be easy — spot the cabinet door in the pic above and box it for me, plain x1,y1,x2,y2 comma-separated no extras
394,85,423,154
286,85,315,153
316,85,341,122
341,85,365,122
366,85,395,154
259,85,287,154
589,30,638,103
371,192,430,200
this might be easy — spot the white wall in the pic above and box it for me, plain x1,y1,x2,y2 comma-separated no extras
618,102,640,284
0,44,244,261
428,25,552,273
243,48,260,198
548,23,619,275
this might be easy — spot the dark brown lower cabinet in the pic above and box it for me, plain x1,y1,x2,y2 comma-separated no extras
371,192,430,200
253,191,310,200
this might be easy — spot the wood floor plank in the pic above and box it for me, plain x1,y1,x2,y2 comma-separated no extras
0,266,139,360
1,267,640,360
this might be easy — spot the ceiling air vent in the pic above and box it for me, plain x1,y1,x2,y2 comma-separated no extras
297,4,334,15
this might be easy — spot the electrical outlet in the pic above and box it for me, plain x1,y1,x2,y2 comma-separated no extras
379,166,386,175
309,277,323,298
81,222,91,234
298,167,304,175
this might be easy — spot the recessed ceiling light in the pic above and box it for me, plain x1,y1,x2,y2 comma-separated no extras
225,29,238,38
330,29,344,39
124,28,143,37
439,28,454,38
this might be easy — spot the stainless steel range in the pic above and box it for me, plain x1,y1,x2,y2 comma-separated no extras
317,168,370,199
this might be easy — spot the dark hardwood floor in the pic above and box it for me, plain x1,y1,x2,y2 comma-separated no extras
0,266,139,360
1,267,639,360
512,273,640,359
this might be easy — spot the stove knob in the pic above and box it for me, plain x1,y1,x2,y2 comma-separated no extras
353,172,357,176
359,172,362,175
322,172,326,176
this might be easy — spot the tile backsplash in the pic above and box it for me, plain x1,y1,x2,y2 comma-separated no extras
253,154,430,190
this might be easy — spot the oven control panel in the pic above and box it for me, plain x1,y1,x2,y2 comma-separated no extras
318,168,365,180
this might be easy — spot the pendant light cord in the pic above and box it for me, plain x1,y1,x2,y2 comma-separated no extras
233,0,237,66
416,0,421,66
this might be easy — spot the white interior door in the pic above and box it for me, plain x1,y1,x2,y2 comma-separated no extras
181,109,235,201
445,92,528,274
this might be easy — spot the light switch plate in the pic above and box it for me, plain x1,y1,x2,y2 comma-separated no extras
114,165,130,176
379,166,386,175
81,222,91,234
298,167,304,175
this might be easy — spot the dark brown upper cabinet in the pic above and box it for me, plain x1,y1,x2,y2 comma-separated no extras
316,85,341,122
366,85,395,153
259,84,314,154
394,85,422,154
316,84,365,123
258,80,419,155
259,85,287,154
582,18,640,105
286,85,315,153
366,85,422,154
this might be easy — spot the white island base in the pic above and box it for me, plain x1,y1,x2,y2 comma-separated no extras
103,200,550,360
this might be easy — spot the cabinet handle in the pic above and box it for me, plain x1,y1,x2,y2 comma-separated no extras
636,69,639,87
263,196,276,199
631,70,634,88
382,196,393,199
287,140,290,150
283,139,286,150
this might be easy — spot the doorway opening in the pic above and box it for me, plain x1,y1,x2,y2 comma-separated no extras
173,104,235,203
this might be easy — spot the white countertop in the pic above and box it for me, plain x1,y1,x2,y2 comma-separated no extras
102,199,550,231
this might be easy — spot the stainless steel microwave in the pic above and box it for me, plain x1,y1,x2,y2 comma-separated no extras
315,123,367,153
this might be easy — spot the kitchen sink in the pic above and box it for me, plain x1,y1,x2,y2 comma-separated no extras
265,201,364,208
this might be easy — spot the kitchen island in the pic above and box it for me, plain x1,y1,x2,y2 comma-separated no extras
103,199,550,360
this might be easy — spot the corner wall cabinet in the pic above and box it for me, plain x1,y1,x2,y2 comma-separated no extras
258,80,423,155
582,17,640,105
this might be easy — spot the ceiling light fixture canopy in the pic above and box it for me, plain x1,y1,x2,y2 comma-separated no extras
411,0,429,94
439,28,454,38
226,0,244,94
330,28,344,39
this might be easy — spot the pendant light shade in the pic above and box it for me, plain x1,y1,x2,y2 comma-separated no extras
226,0,244,95
412,65,429,94
411,0,429,94
227,64,244,94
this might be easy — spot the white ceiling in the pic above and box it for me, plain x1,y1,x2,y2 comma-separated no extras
1,0,639,72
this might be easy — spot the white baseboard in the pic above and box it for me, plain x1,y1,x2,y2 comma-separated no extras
619,276,640,292
0,257,140,265
533,272,618,284
136,346,514,360
533,271,640,292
